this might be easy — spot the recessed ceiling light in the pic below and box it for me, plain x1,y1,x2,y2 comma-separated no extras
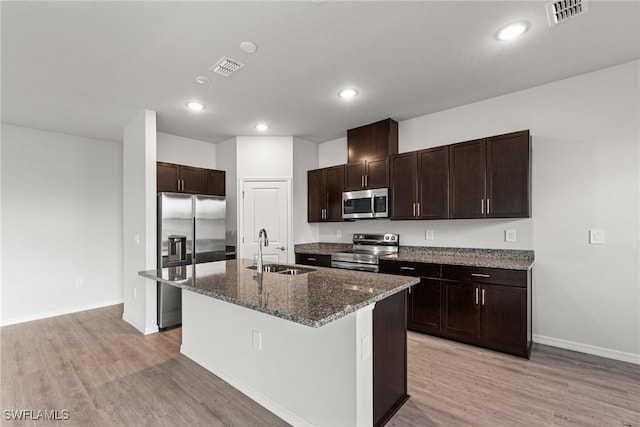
195,76,210,84
255,123,269,132
240,41,258,54
496,22,529,41
186,101,205,111
338,88,358,100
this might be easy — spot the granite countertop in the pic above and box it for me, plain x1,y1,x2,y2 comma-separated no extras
139,259,418,328
294,242,352,255
382,247,534,270
295,243,534,270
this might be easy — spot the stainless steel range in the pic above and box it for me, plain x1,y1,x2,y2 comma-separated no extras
331,233,399,273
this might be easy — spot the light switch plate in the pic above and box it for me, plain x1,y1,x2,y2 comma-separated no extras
425,230,434,241
336,229,342,238
589,229,604,245
361,335,372,362
505,229,517,242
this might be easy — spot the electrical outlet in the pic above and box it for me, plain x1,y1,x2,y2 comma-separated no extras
134,287,137,299
336,229,342,238
589,229,604,245
425,230,434,241
361,335,372,362
134,234,141,245
74,277,84,288
252,330,262,351
505,229,517,242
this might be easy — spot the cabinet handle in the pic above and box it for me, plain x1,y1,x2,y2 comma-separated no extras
487,198,490,215
361,176,365,187
400,266,415,271
413,203,416,217
481,199,484,214
177,180,181,191
181,180,185,191
365,175,368,187
471,273,491,278
408,286,412,294
475,287,479,305
417,202,420,217
482,288,486,306
308,257,317,261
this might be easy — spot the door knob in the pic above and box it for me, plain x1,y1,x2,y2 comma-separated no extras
277,246,286,251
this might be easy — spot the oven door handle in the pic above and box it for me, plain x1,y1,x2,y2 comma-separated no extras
371,194,376,217
331,261,378,273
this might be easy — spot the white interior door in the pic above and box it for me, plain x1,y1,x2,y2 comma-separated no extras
240,179,290,264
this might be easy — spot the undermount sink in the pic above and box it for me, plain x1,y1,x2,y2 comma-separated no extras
248,264,316,275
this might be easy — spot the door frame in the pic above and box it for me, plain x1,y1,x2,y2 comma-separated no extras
238,177,293,263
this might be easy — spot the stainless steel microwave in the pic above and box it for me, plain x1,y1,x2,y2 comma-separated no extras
342,188,389,219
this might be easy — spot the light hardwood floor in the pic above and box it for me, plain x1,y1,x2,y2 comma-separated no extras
1,304,638,426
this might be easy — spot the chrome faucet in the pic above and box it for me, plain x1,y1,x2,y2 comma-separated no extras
257,228,269,272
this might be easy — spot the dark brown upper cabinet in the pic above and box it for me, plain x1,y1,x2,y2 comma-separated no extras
208,169,226,197
390,146,449,220
450,130,530,219
345,157,389,191
157,162,225,196
347,118,398,164
307,165,344,222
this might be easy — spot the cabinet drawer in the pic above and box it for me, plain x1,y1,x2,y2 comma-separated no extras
295,253,331,268
441,265,526,287
379,259,440,278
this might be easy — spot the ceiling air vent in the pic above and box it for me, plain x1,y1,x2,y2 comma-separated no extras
546,0,588,25
210,57,245,77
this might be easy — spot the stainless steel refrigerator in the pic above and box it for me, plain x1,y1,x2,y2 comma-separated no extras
157,193,226,329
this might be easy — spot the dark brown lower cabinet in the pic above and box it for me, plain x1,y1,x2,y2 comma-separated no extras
372,290,409,427
380,259,531,358
409,278,442,334
442,281,481,342
442,265,531,358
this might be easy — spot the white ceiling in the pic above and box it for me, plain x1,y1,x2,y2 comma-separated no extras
2,1,639,144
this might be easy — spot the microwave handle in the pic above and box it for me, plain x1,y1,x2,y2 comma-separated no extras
371,194,376,217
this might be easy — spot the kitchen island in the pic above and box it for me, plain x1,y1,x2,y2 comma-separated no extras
139,259,418,427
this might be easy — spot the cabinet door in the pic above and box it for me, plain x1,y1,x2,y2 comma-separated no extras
481,284,527,355
417,146,449,219
442,281,481,342
208,170,225,196
180,165,209,194
408,278,442,334
157,162,180,193
307,169,325,223
390,152,417,219
486,130,530,218
366,157,389,188
449,139,486,219
325,165,345,221
345,161,366,191
347,118,398,164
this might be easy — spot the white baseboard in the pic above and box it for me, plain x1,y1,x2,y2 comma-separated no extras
1,299,124,327
121,313,159,335
533,334,640,365
180,344,312,427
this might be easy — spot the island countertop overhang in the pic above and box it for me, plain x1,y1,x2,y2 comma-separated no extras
139,259,419,328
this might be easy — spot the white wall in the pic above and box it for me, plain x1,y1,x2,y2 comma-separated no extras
293,137,319,244
236,136,294,178
156,132,216,169
318,136,347,168
122,110,158,335
216,137,238,246
0,124,123,325
318,60,640,362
